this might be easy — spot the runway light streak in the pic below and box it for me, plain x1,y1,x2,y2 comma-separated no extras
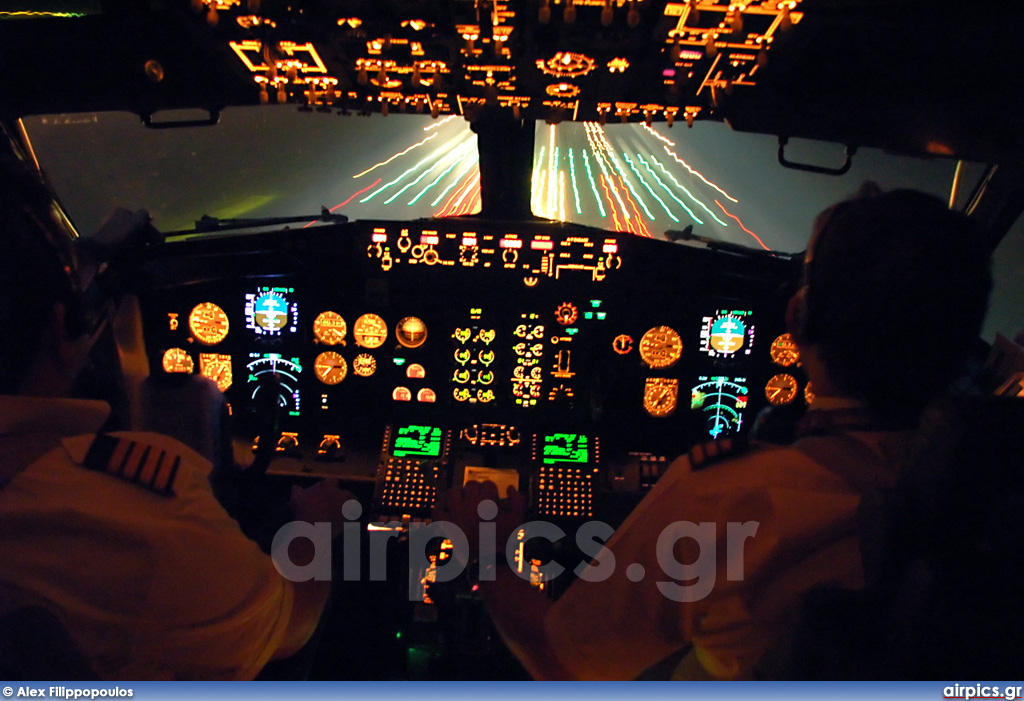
353,133,438,179
649,155,717,226
589,123,653,222
362,134,475,204
624,152,678,224
408,141,477,205
304,177,384,227
635,153,703,225
581,150,606,218
559,169,566,223
424,114,458,131
438,173,481,217
716,199,771,251
617,175,652,237
641,123,675,147
568,149,583,216
599,175,623,232
584,123,630,221
532,146,546,216
430,154,480,208
663,145,738,203
384,138,476,204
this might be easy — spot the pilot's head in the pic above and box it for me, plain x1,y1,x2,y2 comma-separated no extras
790,185,992,423
0,152,96,397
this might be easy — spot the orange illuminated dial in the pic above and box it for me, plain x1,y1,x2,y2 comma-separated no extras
770,333,800,367
643,377,679,417
314,351,347,385
396,316,428,348
804,382,816,405
639,326,682,369
199,353,233,392
188,302,229,345
765,373,798,405
162,348,194,374
612,334,634,355
353,313,388,348
352,353,377,377
555,302,578,325
313,311,347,345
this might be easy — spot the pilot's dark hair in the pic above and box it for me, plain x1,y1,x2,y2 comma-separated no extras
800,186,991,423
0,150,88,395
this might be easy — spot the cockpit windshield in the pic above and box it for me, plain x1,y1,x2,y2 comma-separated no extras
535,121,969,252
25,107,963,252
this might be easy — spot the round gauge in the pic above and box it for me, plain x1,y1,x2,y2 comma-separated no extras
691,376,749,439
189,302,229,345
639,326,683,369
555,302,578,326
804,382,816,405
765,373,798,405
352,353,377,377
770,333,800,367
199,353,232,392
314,351,347,385
643,377,679,417
396,316,428,348
353,313,388,348
313,311,347,345
612,334,634,355
162,348,194,374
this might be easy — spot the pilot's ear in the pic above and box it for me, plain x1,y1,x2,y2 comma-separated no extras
786,286,811,346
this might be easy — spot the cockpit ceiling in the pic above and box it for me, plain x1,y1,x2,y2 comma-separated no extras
1,0,1022,163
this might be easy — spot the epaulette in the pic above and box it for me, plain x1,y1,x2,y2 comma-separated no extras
687,435,752,471
81,433,179,497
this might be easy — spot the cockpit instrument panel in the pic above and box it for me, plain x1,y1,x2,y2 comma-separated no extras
140,219,805,489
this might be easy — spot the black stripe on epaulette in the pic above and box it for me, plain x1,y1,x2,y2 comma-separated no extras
79,433,178,498
82,433,118,471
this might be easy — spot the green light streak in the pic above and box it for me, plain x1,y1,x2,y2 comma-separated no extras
533,145,547,215
430,157,480,207
623,153,679,223
635,152,703,224
585,124,629,219
388,137,475,205
581,150,606,218
649,154,727,226
598,138,654,221
408,140,476,205
568,149,583,216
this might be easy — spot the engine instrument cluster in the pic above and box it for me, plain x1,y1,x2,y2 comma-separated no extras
141,219,804,516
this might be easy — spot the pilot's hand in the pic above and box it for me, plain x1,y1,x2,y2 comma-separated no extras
289,479,357,538
434,480,526,562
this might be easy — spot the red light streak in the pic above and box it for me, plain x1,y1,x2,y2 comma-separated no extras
715,200,771,251
600,175,624,232
304,177,383,227
436,173,475,217
617,175,652,238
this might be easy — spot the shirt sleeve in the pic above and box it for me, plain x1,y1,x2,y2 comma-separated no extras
127,436,296,679
542,446,861,680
